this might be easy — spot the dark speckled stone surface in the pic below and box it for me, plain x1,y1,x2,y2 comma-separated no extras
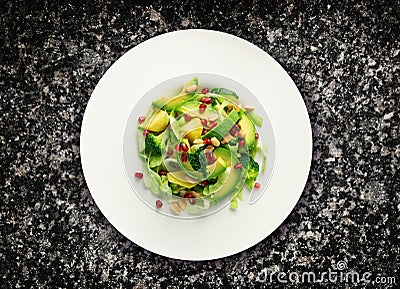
1,1,399,288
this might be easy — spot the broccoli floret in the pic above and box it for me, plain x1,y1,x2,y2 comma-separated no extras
244,156,259,189
169,183,182,195
248,157,259,178
187,147,207,175
238,154,250,168
187,149,203,171
145,131,166,156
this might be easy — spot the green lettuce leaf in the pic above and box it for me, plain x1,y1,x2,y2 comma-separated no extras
137,127,146,154
142,158,162,195
149,154,163,168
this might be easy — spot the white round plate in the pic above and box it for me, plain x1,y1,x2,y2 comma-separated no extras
80,29,312,261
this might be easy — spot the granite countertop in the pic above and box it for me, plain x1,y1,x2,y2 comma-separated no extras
1,1,399,288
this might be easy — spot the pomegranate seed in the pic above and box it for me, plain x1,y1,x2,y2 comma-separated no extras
167,149,173,157
229,127,237,135
143,130,150,136
208,121,217,129
181,153,187,163
134,172,143,179
158,170,167,176
202,129,209,135
180,143,189,152
189,198,196,205
200,97,212,104
203,138,211,145
233,124,240,131
201,88,209,94
238,139,245,148
254,182,261,189
184,114,191,121
255,132,259,139
201,180,208,187
205,98,213,104
184,192,194,198
138,116,146,123
199,103,207,113
156,199,163,208
175,143,181,152
232,130,240,137
201,118,208,126
234,163,243,169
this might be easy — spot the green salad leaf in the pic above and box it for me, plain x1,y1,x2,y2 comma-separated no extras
142,157,162,195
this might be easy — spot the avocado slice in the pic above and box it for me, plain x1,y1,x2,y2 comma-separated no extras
152,77,199,111
180,118,203,143
175,100,219,119
209,148,244,200
202,110,239,141
238,112,256,149
175,100,200,115
207,157,227,179
167,171,197,188
142,109,170,132
153,94,195,112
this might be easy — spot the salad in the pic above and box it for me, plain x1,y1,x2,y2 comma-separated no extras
135,77,266,215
